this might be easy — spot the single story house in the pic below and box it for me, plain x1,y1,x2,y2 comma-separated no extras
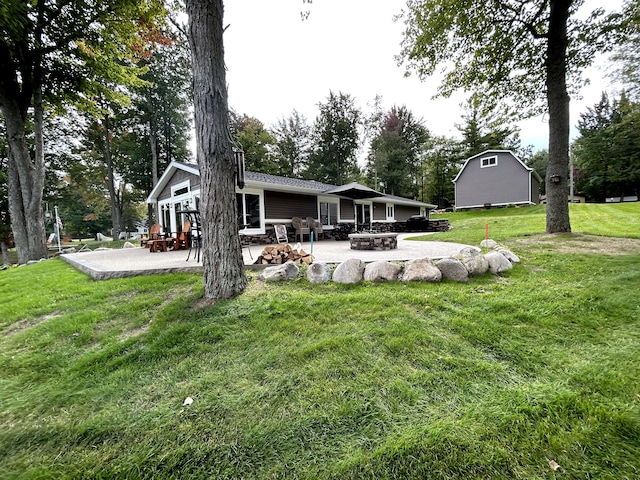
147,161,435,241
453,150,542,209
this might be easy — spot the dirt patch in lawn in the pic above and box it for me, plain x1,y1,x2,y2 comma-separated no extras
513,233,640,255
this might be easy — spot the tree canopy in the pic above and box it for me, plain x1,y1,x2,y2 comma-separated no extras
397,0,624,232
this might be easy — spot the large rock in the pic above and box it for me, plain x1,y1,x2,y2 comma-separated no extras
259,261,300,282
332,258,365,284
123,241,136,249
364,261,401,282
495,247,520,264
458,247,489,276
307,262,332,284
485,250,513,274
400,258,442,282
435,257,470,282
480,239,498,249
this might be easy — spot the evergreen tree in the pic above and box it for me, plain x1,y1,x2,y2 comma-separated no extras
272,110,311,178
306,91,361,185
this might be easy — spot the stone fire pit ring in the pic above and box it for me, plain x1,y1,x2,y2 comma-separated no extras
348,233,398,251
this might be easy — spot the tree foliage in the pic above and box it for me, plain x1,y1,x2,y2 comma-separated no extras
611,0,640,101
306,91,361,185
456,94,521,158
0,0,167,262
397,0,624,231
573,92,640,201
272,110,311,178
230,112,278,174
367,105,430,199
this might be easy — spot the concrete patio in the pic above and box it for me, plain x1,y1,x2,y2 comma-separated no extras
61,232,477,280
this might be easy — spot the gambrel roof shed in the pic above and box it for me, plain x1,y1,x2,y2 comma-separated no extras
453,150,542,209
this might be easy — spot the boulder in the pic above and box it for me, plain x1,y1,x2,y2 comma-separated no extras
123,241,136,249
332,258,365,284
495,247,520,264
485,250,513,274
259,261,300,282
400,258,442,282
306,262,332,284
62,247,77,254
364,261,401,282
435,257,470,282
480,239,498,249
458,247,489,276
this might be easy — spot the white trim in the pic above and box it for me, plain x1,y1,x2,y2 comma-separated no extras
455,201,536,210
480,155,498,168
237,188,265,235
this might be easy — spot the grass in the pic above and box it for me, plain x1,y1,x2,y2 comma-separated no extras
1,203,639,479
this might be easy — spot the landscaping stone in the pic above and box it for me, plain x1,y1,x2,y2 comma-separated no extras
258,261,300,282
495,247,520,263
485,250,513,274
458,247,489,276
123,241,136,249
363,261,401,282
435,257,470,282
306,262,332,284
400,258,442,282
332,258,365,284
480,239,498,249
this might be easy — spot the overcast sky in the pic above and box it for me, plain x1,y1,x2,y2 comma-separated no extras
222,0,620,154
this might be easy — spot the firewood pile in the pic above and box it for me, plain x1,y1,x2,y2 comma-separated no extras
254,243,314,265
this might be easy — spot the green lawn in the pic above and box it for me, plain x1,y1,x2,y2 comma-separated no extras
1,204,639,479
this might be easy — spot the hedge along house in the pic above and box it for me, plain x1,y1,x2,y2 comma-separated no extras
146,161,435,242
453,150,542,210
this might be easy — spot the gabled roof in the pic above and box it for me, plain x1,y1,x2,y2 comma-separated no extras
452,149,542,183
147,161,435,208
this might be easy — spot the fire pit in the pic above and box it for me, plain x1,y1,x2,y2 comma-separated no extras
348,233,398,251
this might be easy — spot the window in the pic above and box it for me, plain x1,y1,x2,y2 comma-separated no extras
319,202,338,226
236,191,263,231
481,156,498,168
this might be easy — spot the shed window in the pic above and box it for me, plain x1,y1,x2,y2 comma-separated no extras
481,156,498,168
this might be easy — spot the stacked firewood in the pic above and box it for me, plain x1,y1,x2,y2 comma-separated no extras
255,243,314,265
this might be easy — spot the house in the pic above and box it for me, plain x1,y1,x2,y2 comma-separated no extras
453,150,542,210
146,161,435,241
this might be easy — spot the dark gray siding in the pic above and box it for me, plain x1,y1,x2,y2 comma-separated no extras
158,169,200,201
340,198,355,220
395,205,420,221
373,201,386,220
456,152,532,207
264,190,317,218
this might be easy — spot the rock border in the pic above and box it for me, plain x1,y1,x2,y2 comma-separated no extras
257,239,520,284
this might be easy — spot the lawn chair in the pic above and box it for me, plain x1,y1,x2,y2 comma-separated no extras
291,217,310,242
141,223,162,248
170,220,191,250
307,216,324,240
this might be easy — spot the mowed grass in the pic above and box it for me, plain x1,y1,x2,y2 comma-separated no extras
1,204,639,479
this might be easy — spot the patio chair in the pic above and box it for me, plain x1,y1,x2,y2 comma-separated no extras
141,223,162,248
307,216,324,240
170,220,191,251
291,217,310,242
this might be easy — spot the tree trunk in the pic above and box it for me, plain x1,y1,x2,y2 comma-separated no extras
149,97,159,225
2,100,48,264
186,0,247,300
103,115,122,240
545,0,572,233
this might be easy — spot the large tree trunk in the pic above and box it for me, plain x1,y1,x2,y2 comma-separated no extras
186,0,247,300
2,100,48,264
545,0,572,233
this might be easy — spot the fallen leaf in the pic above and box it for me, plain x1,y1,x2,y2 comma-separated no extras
183,397,194,406
548,459,560,471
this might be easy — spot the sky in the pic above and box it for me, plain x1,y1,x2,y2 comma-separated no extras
222,0,621,154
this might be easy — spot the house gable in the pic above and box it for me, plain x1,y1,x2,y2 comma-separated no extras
454,150,540,208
